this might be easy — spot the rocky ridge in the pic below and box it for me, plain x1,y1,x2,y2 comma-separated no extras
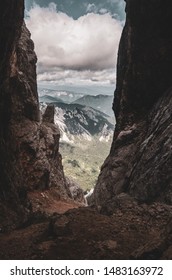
93,0,172,210
40,102,114,143
0,3,72,231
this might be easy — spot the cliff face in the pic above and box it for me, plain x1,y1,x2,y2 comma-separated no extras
0,1,70,231
94,0,172,210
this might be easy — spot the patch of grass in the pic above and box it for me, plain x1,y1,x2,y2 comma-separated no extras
59,137,112,191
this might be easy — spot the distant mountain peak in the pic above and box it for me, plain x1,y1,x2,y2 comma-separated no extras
39,94,64,104
40,102,114,143
72,94,114,117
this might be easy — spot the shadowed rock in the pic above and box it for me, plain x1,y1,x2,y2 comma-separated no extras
93,0,172,210
0,3,70,231
42,104,55,124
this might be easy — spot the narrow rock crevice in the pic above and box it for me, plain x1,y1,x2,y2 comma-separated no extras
0,0,172,260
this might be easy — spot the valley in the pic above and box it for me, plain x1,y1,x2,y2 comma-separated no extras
60,138,112,191
39,89,115,190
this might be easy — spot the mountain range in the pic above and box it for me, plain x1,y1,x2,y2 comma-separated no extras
39,94,63,103
72,94,114,117
39,86,115,143
39,88,85,103
40,95,114,190
40,102,114,143
39,87,114,117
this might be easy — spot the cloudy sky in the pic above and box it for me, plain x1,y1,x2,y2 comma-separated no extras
25,0,125,88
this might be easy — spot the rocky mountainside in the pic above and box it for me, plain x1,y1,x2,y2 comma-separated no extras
93,0,172,210
40,102,114,190
41,102,114,142
0,2,71,231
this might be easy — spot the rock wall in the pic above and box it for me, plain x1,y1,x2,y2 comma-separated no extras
0,1,70,231
94,0,172,210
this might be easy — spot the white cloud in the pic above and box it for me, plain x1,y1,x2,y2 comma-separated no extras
99,8,108,14
26,3,122,84
86,3,97,13
37,68,116,85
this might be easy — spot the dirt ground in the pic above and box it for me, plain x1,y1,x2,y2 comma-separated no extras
0,197,172,260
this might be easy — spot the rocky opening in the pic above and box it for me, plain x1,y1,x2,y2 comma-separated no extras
0,0,172,259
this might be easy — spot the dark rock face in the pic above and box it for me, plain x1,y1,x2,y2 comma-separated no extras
42,104,55,123
0,0,27,231
114,0,172,129
0,2,70,231
94,0,172,209
129,89,172,203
